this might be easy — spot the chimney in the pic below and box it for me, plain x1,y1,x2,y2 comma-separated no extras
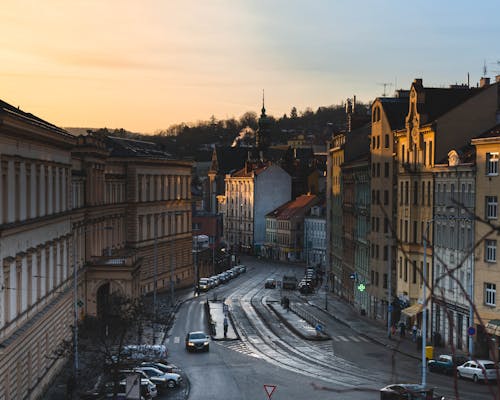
480,77,491,88
413,78,423,86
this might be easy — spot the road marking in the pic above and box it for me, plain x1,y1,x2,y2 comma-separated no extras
337,335,349,342
358,336,370,342
165,338,170,344
174,336,180,344
199,300,205,304
350,336,361,342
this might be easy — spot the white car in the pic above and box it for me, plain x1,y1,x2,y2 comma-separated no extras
457,359,498,383
135,366,182,389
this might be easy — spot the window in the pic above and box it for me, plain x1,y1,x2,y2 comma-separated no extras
486,196,498,219
487,152,499,175
384,162,389,177
384,190,389,205
413,181,418,205
384,134,390,148
485,283,496,306
412,261,417,284
485,240,497,262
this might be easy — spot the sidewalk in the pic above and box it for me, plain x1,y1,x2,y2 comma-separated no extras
307,283,441,361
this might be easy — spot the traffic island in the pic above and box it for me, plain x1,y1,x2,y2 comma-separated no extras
267,301,330,341
205,300,239,340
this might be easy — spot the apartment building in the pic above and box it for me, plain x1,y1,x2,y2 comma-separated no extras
221,162,291,256
432,148,475,352
264,194,319,262
471,123,500,359
395,78,500,334
368,94,408,321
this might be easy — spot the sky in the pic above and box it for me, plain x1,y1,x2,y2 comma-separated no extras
1,0,499,134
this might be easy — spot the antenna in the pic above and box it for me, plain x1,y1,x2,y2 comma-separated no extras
483,59,487,77
377,82,393,97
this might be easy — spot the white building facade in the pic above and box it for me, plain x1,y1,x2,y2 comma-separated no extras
304,205,326,268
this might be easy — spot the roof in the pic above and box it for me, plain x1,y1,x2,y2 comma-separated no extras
472,122,500,141
210,146,248,174
413,81,481,124
105,136,173,159
266,194,318,220
0,98,71,137
231,162,270,178
378,97,409,130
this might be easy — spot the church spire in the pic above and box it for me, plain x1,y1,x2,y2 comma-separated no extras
261,89,266,116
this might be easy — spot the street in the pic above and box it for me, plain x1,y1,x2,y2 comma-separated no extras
163,256,500,400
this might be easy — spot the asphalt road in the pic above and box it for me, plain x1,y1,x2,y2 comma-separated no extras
163,257,499,400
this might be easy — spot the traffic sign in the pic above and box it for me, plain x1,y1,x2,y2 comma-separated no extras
264,384,277,399
388,305,393,312
468,326,476,336
357,283,366,292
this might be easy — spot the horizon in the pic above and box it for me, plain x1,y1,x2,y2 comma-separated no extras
1,0,499,133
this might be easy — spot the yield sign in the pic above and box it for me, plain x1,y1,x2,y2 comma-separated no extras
264,384,277,399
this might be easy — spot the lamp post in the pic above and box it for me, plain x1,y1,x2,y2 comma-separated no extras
387,235,393,339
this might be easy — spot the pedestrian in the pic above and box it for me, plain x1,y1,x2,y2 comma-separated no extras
391,323,396,337
399,321,406,338
223,316,228,338
412,323,418,342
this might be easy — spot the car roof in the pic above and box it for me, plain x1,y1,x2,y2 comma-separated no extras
188,331,207,335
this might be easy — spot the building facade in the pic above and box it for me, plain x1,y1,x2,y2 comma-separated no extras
304,204,326,269
431,149,475,352
396,78,500,334
222,162,291,255
0,102,193,399
471,124,500,359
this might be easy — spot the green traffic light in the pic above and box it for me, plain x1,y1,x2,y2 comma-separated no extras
357,283,366,292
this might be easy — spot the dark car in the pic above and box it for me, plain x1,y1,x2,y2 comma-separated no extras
428,354,468,375
380,384,444,400
265,278,276,289
185,331,210,352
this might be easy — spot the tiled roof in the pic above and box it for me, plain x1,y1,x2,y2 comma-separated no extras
231,162,269,177
267,194,318,220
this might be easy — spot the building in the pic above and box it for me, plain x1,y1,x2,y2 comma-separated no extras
368,93,409,321
304,203,326,269
221,162,291,256
0,101,193,399
264,194,320,262
432,147,475,352
0,100,76,400
396,78,500,334
471,123,500,359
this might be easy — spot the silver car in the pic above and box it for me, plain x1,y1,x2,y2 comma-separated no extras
457,359,498,383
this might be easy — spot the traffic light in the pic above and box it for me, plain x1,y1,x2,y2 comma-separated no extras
357,283,366,292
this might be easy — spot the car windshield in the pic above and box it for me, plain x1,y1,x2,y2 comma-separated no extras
190,333,206,340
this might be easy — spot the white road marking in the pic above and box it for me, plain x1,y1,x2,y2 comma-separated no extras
174,336,180,344
338,335,349,342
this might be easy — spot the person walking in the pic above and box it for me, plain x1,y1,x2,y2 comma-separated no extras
223,316,229,338
399,321,406,338
412,323,418,342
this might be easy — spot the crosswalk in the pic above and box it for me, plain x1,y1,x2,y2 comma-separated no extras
331,335,370,343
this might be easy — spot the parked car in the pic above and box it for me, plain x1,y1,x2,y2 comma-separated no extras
185,331,210,352
379,383,444,399
428,354,467,375
135,366,182,390
457,359,499,383
299,282,314,294
264,278,276,289
237,264,247,273
140,361,178,374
